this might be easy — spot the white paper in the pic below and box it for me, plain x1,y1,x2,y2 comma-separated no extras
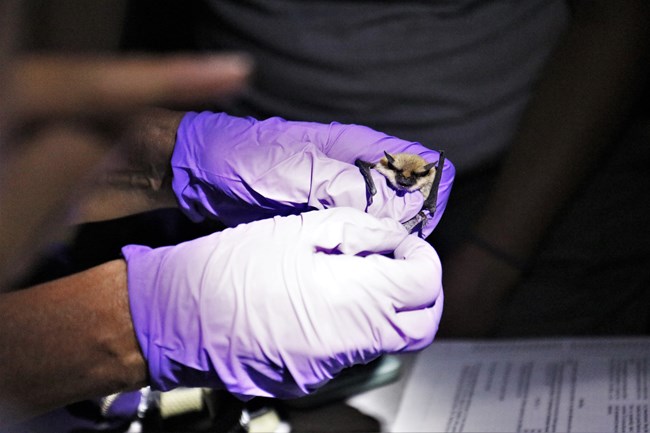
349,337,650,433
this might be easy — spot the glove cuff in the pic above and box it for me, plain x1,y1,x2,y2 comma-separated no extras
122,244,167,390
170,111,205,223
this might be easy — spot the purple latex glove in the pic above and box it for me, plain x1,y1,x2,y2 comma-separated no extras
123,207,443,399
172,112,455,237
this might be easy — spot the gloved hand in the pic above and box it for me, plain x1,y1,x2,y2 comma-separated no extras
172,111,454,237
123,207,443,399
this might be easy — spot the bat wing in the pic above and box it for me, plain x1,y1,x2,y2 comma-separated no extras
423,151,445,216
355,159,377,206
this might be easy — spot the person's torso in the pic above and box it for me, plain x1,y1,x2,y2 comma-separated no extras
192,0,570,172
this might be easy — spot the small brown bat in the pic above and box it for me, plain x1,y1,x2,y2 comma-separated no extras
375,152,437,198
355,150,445,236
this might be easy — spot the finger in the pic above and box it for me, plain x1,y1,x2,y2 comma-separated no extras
310,217,442,311
308,210,442,309
8,53,253,120
307,207,408,256
387,295,444,352
367,235,443,311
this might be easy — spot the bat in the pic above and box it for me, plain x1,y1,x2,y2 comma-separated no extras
355,150,445,236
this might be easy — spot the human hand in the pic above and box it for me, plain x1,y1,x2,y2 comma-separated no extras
0,54,252,288
171,112,454,236
122,207,443,398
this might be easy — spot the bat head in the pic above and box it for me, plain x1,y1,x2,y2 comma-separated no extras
375,151,437,196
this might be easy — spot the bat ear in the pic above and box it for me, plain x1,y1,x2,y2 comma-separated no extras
383,151,395,163
424,162,436,172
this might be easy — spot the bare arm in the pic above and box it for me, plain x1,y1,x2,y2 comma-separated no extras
441,0,650,336
0,260,146,426
70,108,186,224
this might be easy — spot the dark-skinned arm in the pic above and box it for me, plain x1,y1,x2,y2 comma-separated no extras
0,260,145,426
70,108,186,224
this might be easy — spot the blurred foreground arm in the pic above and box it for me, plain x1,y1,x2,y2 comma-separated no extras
0,54,252,288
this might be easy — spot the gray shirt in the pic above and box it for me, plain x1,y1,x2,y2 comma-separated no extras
190,1,569,172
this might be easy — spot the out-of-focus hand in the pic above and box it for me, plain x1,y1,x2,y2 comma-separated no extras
437,242,522,338
172,112,455,236
0,54,252,288
122,207,443,398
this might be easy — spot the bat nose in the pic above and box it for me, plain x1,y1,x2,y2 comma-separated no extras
397,176,416,187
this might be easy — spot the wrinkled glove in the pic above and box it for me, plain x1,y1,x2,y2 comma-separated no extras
172,111,455,237
123,207,443,399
